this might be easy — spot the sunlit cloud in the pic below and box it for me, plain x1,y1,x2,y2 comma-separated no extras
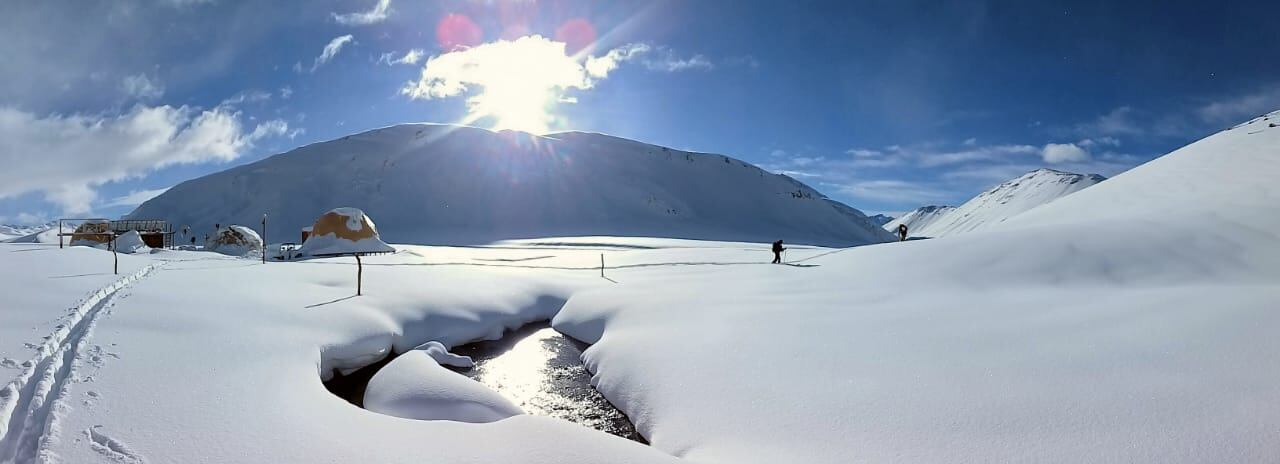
302,35,355,73
403,35,635,134
378,49,425,66
122,73,165,101
1041,143,1091,163
332,0,392,26
0,105,287,214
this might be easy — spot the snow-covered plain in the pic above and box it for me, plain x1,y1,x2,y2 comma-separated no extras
887,168,1104,238
2,111,1278,463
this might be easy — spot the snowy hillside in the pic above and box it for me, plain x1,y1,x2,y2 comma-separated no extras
864,214,894,227
887,169,1104,237
127,125,894,247
883,205,953,235
0,222,54,242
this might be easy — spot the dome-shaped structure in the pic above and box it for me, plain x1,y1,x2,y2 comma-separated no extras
69,219,112,247
298,207,395,257
208,225,263,256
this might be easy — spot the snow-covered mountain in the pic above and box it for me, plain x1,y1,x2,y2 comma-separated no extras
886,169,1104,238
127,124,894,246
864,214,894,227
883,205,954,235
0,222,55,242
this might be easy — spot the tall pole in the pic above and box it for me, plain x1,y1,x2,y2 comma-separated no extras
262,213,267,264
356,254,363,296
58,219,63,249
600,254,604,278
111,233,118,275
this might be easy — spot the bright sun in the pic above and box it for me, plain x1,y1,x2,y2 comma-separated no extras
404,35,610,135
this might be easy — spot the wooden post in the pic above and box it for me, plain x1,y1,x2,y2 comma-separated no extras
356,254,363,296
600,253,604,278
261,213,267,264
111,233,118,275
58,219,63,249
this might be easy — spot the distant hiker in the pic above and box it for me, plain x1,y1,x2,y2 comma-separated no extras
772,240,785,264
897,224,908,242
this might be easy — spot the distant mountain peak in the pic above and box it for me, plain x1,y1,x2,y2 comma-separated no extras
887,169,1105,238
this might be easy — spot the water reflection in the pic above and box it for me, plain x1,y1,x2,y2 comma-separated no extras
448,323,644,442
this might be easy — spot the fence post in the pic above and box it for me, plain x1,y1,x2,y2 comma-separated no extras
356,254,363,296
600,254,604,278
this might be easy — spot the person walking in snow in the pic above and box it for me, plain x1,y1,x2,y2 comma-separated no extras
897,224,909,242
772,240,785,264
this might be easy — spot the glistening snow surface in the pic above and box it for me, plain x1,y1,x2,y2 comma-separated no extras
0,111,1277,463
126,124,894,247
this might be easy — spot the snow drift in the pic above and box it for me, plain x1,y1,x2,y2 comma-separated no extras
126,124,894,247
364,349,523,423
887,168,1104,237
112,230,151,254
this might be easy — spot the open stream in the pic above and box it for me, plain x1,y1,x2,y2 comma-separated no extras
324,322,644,442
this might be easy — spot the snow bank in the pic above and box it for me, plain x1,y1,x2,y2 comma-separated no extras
112,230,151,254
207,225,262,256
411,341,474,368
363,349,519,423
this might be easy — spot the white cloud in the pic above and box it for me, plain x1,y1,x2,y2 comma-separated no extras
122,73,164,100
645,53,713,72
1041,143,1091,164
219,89,272,107
378,48,425,66
584,43,714,76
917,144,1038,167
585,43,650,78
332,0,392,26
308,35,355,73
101,187,171,208
1076,106,1145,136
1077,136,1119,148
0,105,287,214
1197,86,1280,124
837,179,953,204
279,86,293,99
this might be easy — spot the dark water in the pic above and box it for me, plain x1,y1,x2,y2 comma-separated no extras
323,322,644,443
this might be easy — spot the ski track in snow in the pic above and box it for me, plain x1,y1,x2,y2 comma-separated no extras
0,263,161,464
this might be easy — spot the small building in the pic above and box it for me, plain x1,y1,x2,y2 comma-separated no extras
62,219,175,249
110,219,174,248
297,207,395,257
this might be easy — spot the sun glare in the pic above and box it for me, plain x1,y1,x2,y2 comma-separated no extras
405,33,623,135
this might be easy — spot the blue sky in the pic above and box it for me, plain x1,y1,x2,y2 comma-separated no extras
1,0,1278,223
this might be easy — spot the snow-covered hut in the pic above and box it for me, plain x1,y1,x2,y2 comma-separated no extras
297,207,395,257
69,219,112,247
208,225,263,256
